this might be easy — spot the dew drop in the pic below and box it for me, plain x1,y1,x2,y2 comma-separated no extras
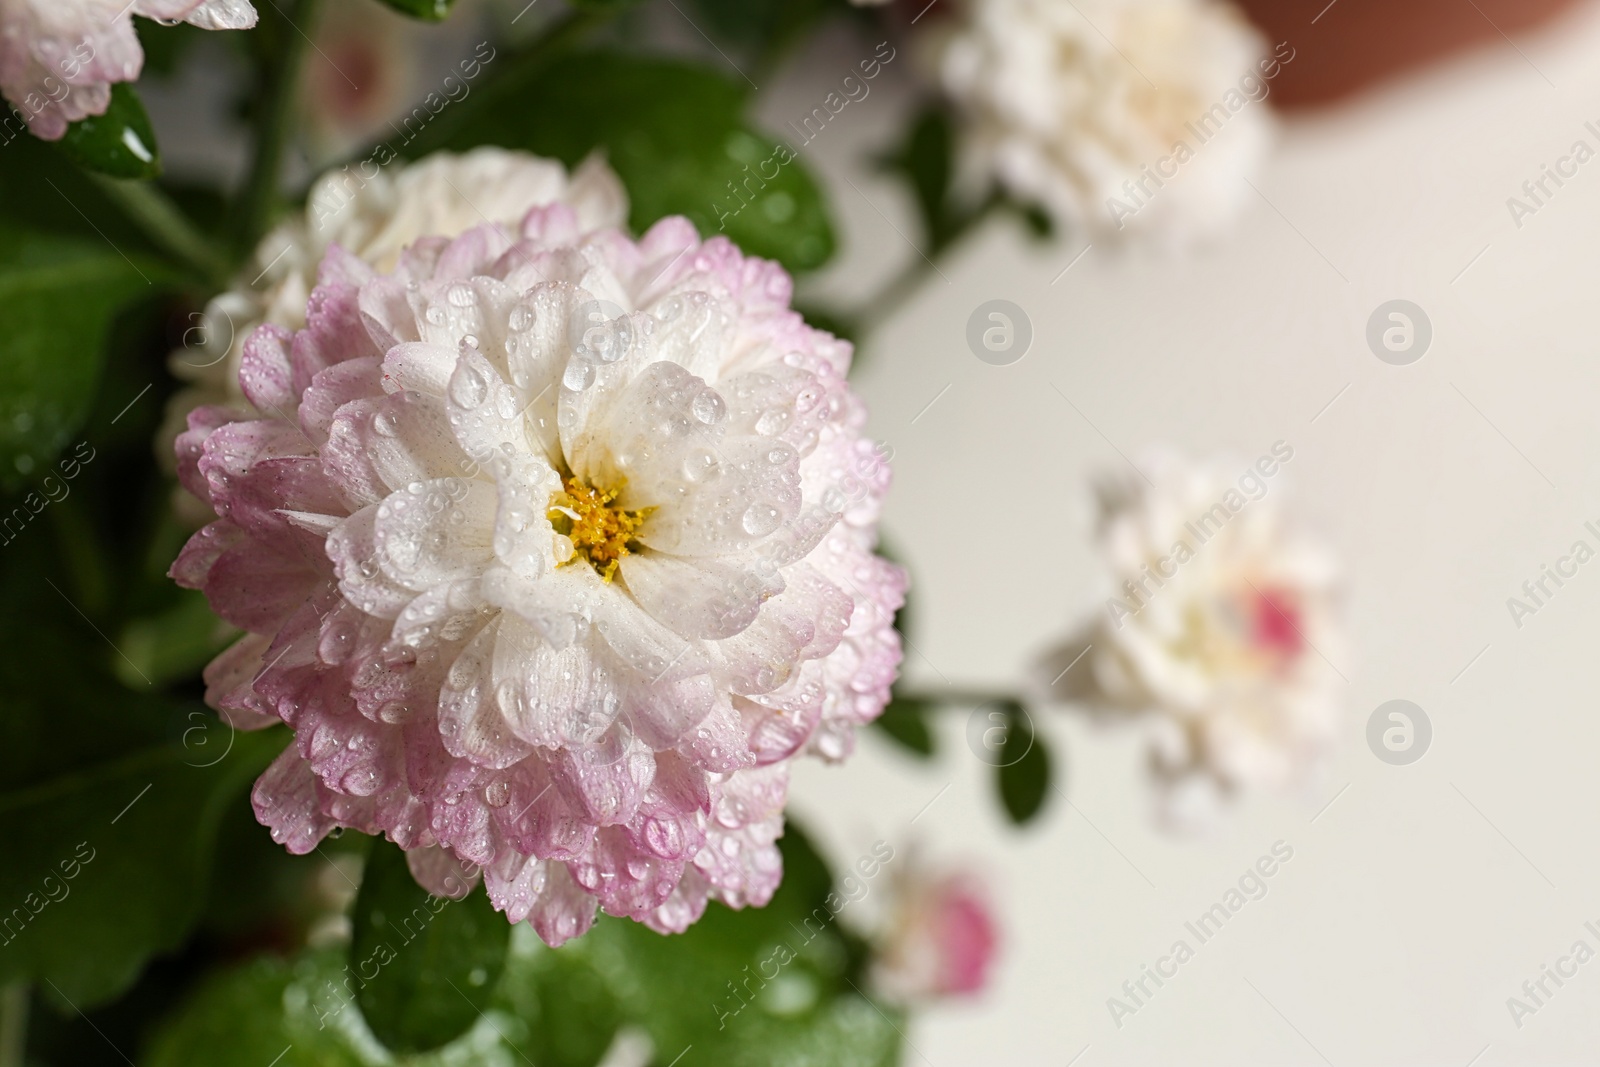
755,409,790,436
450,364,489,409
485,780,511,808
691,389,726,425
563,360,595,391
682,448,720,482
741,502,782,537
318,623,355,665
377,700,414,724
342,768,379,797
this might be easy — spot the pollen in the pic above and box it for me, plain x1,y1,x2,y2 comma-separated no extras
548,476,652,582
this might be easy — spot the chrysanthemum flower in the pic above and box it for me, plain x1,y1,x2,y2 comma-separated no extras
163,149,628,489
1058,449,1342,829
0,0,257,139
871,858,998,1002
931,0,1272,243
171,188,905,942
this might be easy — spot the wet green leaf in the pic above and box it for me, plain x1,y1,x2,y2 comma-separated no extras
57,84,161,180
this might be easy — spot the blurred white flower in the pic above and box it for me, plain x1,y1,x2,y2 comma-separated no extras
0,0,256,139
161,147,628,517
1051,447,1343,830
932,0,1277,244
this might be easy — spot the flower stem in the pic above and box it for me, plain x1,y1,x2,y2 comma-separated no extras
236,0,320,257
0,984,27,1067
857,254,940,335
894,687,1022,709
91,176,229,288
512,6,613,65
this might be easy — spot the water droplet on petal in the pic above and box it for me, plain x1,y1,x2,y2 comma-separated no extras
741,502,782,537
691,389,726,425
450,364,489,409
318,622,355,665
755,408,790,436
563,360,595,391
683,448,720,482
377,700,414,724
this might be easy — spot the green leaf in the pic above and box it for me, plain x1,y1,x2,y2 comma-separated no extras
56,84,161,180
879,103,1010,258
0,520,291,1008
686,0,844,59
422,51,836,274
0,719,287,1007
501,942,623,1067
348,838,512,1054
144,950,379,1067
0,223,158,489
994,702,1053,825
116,589,235,689
372,0,457,20
872,695,936,758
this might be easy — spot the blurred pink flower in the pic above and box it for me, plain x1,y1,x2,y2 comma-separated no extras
872,863,998,1002
170,197,904,943
0,0,257,139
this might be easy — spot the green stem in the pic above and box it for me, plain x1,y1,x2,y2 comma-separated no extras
857,254,939,335
0,983,27,1067
91,176,229,288
896,687,1022,709
236,0,320,256
511,6,612,65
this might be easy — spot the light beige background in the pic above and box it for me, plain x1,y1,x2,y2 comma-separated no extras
775,5,1600,1064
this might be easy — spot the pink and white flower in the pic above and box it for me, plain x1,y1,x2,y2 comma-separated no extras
163,149,628,489
0,0,257,140
170,188,905,942
870,859,998,1002
1064,449,1342,829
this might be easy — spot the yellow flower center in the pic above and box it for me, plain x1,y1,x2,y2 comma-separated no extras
548,476,651,583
